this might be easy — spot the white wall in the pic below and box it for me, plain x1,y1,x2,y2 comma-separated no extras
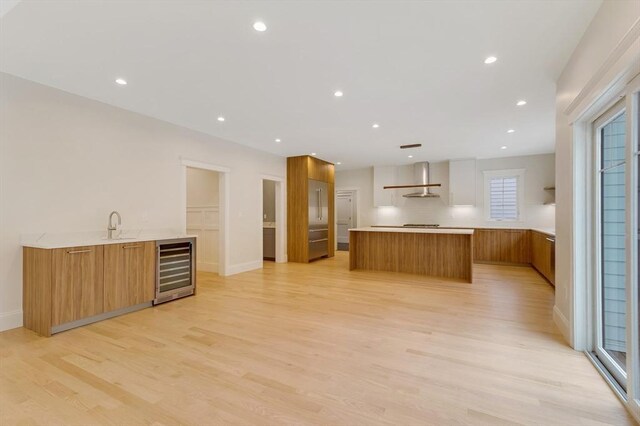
555,0,640,347
0,73,286,331
336,154,555,229
187,167,219,207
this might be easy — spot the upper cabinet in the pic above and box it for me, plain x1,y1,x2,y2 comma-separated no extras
449,159,476,206
373,166,398,207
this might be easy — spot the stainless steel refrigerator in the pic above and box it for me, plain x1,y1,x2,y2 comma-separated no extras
308,179,329,260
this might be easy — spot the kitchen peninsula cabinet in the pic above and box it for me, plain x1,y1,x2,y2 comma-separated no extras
530,230,555,285
474,229,530,265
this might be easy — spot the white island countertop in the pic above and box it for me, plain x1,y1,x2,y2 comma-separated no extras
350,227,474,235
21,229,197,249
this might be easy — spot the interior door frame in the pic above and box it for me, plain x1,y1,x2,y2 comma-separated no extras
260,174,287,263
335,187,359,247
181,158,230,276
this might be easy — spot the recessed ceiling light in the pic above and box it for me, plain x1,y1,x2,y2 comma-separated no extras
408,155,413,158
275,138,281,143
334,90,343,97
507,129,515,133
217,116,225,122
336,162,342,165
253,21,267,32
115,78,127,85
501,146,508,150
311,152,317,156
484,56,497,64
516,100,527,106
372,123,380,128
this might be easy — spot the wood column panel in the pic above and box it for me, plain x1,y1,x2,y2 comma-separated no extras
23,247,53,336
287,155,335,262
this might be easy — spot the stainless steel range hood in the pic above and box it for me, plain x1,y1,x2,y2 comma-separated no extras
403,162,440,198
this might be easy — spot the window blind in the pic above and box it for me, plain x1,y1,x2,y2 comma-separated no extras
489,176,518,220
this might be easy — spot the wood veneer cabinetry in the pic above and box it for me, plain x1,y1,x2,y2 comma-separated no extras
104,241,156,311
474,229,530,265
23,241,156,336
287,155,335,263
531,230,555,285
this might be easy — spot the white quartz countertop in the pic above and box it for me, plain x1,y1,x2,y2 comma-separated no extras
373,225,555,237
21,229,197,249
531,228,555,237
350,227,474,235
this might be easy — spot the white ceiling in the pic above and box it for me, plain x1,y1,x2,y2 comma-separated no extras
0,0,601,169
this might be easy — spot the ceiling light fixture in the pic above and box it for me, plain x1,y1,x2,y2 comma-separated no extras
253,21,267,32
115,78,127,85
408,155,413,158
484,56,497,64
516,100,527,106
372,123,380,128
311,152,317,156
501,146,508,150
507,129,515,133
275,138,281,143
334,90,343,97
217,116,225,122
336,162,342,165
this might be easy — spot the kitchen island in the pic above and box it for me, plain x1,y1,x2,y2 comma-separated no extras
349,227,474,282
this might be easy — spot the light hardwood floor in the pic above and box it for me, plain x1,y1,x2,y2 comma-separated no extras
0,252,633,425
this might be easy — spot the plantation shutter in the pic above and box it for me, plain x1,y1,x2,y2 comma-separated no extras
489,176,518,220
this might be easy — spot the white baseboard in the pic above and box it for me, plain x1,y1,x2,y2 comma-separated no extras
225,260,263,276
553,305,571,346
197,261,218,273
0,309,23,332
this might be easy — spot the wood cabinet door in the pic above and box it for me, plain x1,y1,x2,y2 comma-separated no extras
104,241,156,311
51,245,104,326
473,230,500,262
498,230,530,264
531,231,551,279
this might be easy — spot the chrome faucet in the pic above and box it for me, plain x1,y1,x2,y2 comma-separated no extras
107,211,122,240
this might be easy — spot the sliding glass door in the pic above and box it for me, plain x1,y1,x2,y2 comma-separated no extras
594,101,628,388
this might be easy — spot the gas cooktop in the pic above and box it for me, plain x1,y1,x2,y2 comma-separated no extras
402,224,440,228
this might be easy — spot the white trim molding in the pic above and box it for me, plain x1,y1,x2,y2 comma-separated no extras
0,309,23,332
553,305,571,344
225,260,263,276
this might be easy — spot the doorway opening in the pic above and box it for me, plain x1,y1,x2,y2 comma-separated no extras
186,167,221,274
261,176,286,263
262,179,276,261
336,189,357,251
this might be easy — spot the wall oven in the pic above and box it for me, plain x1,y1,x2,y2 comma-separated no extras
154,237,196,304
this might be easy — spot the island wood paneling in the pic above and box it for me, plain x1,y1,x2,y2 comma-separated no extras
51,245,104,326
23,247,53,336
287,155,335,262
349,230,473,282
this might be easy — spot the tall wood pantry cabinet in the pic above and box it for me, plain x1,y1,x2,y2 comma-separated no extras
287,155,335,262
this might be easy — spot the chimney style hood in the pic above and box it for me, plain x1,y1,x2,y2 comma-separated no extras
382,162,441,198
404,162,440,198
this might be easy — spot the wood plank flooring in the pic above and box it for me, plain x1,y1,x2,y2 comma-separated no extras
0,252,633,425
